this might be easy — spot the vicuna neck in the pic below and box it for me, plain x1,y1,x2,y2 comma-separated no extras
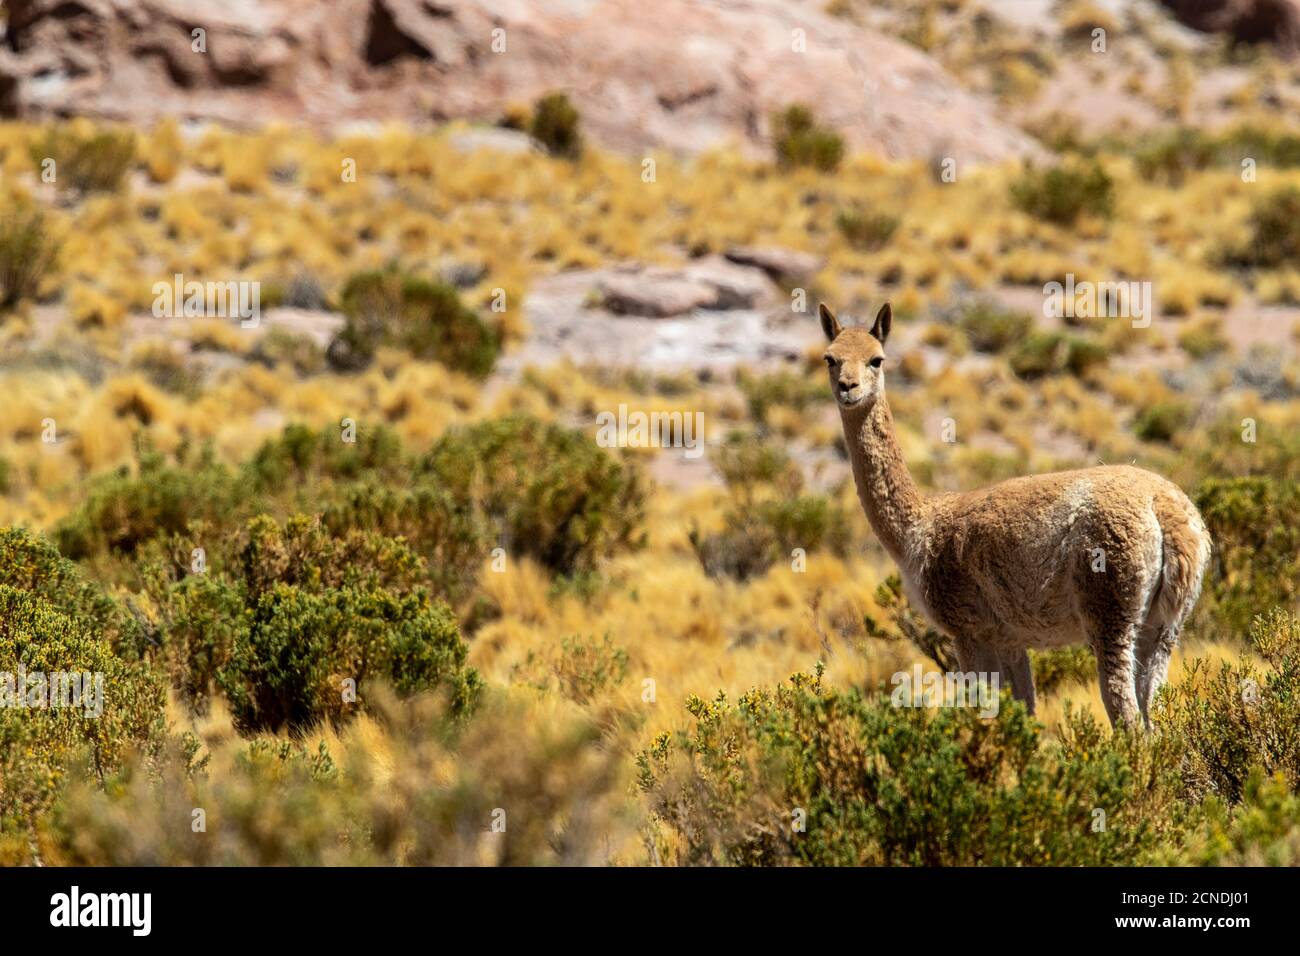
841,396,925,565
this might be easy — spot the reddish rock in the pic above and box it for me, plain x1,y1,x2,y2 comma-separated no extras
1159,0,1300,53
724,246,824,286
0,0,1040,165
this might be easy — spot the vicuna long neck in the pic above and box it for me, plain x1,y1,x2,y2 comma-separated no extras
842,397,925,565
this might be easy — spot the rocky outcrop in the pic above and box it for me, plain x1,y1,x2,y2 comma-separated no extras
496,257,816,374
599,260,770,317
724,246,825,286
1159,0,1300,54
0,0,1040,164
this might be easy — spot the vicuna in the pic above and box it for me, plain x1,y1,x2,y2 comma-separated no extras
820,301,1211,727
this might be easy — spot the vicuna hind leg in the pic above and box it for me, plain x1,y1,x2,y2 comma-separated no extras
1091,624,1142,729
1135,622,1179,727
999,649,1035,715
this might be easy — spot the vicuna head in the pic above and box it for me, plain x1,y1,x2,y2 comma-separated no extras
819,301,891,411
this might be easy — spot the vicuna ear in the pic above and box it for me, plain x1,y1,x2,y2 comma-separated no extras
869,302,892,346
819,302,842,342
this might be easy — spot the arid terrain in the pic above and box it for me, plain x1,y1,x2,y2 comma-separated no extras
0,0,1299,866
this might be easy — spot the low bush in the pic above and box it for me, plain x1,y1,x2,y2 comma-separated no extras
711,432,803,501
0,528,141,655
329,270,500,377
249,328,326,375
835,209,899,251
1178,317,1228,359
54,451,240,562
771,104,845,173
150,515,482,732
46,689,632,865
1159,609,1300,804
422,416,647,574
1192,477,1300,634
639,666,1186,865
690,494,852,581
1227,187,1300,268
0,203,58,311
32,127,136,193
1178,771,1300,866
512,633,630,705
863,573,957,671
957,302,1032,353
0,585,165,861
736,368,825,428
1010,160,1114,225
1133,400,1190,444
1010,332,1108,378
529,92,583,160
1030,645,1096,694
244,421,407,493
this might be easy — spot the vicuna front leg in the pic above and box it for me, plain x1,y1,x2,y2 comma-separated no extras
952,635,1010,714
1091,625,1142,728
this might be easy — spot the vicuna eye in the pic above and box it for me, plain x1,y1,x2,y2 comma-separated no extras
870,356,884,368
824,355,836,367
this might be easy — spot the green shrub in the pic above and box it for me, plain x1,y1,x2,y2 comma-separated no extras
529,92,583,160
513,633,629,705
1010,160,1114,224
1193,478,1300,634
422,416,647,573
54,450,240,562
1065,335,1108,375
46,690,631,865
1132,125,1300,186
250,327,326,375
31,127,136,193
1010,332,1108,378
639,667,1186,865
220,579,478,733
1230,187,1300,268
1178,771,1300,866
1178,319,1228,359
0,585,164,860
772,104,845,173
863,573,957,671
711,432,803,500
318,481,489,602
1133,400,1190,444
1010,331,1067,378
1030,645,1096,694
957,302,1032,353
736,368,825,427
329,270,499,377
1133,128,1219,185
245,421,406,493
0,528,140,655
129,345,200,396
690,495,851,581
835,209,899,250
0,203,58,311
1159,609,1300,804
148,514,482,731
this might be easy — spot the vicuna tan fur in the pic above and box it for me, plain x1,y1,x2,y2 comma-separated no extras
820,302,1211,727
